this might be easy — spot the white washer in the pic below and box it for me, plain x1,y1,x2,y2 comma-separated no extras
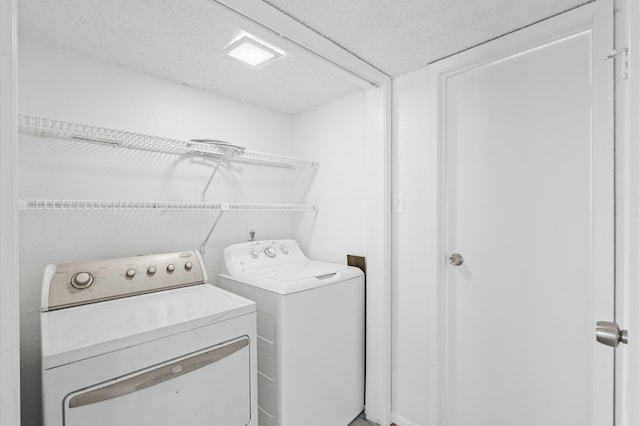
41,251,257,426
217,240,364,426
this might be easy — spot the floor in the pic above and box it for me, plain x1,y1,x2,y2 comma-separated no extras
348,414,377,426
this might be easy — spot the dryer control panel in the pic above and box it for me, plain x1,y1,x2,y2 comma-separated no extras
42,251,206,311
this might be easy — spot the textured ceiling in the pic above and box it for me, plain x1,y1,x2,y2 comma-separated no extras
17,0,362,114
18,0,595,114
264,0,593,77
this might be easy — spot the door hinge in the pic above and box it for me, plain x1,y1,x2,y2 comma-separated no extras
606,48,629,80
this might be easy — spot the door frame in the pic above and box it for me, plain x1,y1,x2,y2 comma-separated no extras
614,1,640,425
0,1,20,425
426,1,615,424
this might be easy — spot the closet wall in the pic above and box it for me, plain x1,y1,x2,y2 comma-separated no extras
292,90,369,262
18,38,368,425
391,68,436,426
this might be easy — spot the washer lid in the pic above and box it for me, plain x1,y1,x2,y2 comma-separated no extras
245,260,347,282
222,260,363,295
41,284,255,369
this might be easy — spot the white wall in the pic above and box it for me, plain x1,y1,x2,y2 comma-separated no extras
291,91,368,262
17,38,306,426
391,68,438,426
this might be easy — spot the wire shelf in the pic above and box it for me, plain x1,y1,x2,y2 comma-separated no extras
18,114,319,169
18,199,318,213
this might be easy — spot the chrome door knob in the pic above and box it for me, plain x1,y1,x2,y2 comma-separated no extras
596,321,628,347
449,253,464,266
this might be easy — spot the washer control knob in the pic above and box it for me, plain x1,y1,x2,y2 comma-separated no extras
264,247,276,258
125,268,136,278
250,249,259,259
280,246,289,255
71,272,94,289
167,264,176,273
185,262,193,270
147,266,157,275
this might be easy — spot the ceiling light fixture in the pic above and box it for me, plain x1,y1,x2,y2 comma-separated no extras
223,34,284,68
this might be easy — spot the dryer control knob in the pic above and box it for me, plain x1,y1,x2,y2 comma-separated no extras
167,264,176,273
280,246,289,255
125,268,136,278
264,247,276,258
250,249,259,259
147,266,157,275
71,272,94,289
185,262,193,270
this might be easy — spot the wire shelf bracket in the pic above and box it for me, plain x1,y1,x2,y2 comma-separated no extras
202,161,222,202
200,211,225,254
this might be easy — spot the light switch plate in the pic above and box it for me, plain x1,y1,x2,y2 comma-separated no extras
392,192,405,214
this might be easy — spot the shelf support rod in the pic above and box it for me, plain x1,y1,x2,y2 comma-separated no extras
201,161,221,202
200,210,225,253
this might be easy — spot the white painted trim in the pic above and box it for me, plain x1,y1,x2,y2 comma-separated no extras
384,80,392,426
376,77,392,426
212,1,393,423
211,0,389,88
615,1,640,425
0,0,20,425
392,414,419,426
428,2,614,425
429,4,607,78
363,84,392,426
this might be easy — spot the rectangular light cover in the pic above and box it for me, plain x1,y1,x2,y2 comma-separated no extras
224,35,284,67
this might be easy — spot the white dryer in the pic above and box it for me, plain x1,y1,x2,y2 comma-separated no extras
217,240,364,426
41,251,257,426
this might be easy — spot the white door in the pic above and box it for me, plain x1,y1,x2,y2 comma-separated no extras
434,2,615,425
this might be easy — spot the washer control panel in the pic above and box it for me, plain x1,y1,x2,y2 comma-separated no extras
42,251,206,311
223,239,306,275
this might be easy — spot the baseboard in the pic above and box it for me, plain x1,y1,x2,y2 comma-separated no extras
391,415,419,426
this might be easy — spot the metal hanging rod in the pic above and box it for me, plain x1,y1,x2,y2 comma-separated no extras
18,114,319,169
18,199,318,212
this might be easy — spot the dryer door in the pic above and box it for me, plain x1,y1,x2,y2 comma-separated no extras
63,337,251,426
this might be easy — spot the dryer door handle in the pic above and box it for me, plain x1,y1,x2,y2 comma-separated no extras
67,337,249,408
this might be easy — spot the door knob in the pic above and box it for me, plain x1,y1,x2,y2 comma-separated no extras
449,253,464,266
596,321,628,347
